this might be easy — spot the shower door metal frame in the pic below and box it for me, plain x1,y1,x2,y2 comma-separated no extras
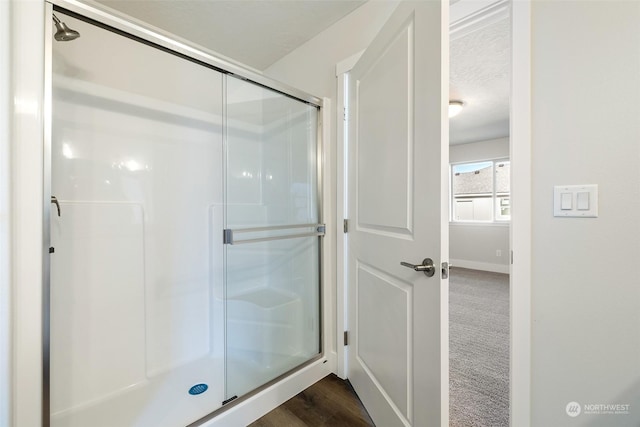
42,1,326,426
43,4,54,426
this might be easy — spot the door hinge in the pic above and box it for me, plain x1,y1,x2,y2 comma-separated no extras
343,219,348,233
343,107,347,122
344,331,349,346
49,247,55,254
511,250,514,264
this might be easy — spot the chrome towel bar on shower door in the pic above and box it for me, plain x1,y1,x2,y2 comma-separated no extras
223,223,326,245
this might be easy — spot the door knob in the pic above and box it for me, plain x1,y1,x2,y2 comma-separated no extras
400,258,435,277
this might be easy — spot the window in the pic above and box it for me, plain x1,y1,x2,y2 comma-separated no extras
451,159,510,222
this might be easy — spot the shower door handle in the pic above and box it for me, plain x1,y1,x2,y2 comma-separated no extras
51,196,61,217
400,258,435,277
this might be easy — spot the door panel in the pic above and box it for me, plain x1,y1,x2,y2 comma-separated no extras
357,23,412,234
347,1,448,426
357,263,411,419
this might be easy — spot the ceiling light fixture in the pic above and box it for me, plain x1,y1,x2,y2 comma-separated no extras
449,100,464,118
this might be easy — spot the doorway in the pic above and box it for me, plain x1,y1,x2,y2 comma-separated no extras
448,1,511,425
337,1,530,423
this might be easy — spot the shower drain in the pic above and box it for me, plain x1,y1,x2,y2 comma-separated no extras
188,383,208,395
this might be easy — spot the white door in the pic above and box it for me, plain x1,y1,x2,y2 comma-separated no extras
346,1,449,426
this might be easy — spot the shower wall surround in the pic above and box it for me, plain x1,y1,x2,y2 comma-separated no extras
49,11,321,427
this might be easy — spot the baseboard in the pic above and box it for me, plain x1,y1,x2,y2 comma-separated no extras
199,352,336,427
450,258,509,274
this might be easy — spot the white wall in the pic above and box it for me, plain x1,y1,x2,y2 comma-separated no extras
264,1,400,99
0,1,11,425
531,1,640,426
450,137,510,273
450,223,509,273
450,137,509,163
6,1,46,426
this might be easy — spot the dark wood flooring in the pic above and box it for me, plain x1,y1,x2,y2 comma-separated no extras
249,374,375,427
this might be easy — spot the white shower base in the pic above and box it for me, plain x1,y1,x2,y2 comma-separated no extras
51,356,224,427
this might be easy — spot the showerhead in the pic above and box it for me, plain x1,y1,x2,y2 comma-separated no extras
52,14,80,41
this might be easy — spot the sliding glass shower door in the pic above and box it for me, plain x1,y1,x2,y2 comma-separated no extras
48,10,322,427
49,12,226,427
224,77,322,400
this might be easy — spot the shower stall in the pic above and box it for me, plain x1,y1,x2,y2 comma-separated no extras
46,8,323,427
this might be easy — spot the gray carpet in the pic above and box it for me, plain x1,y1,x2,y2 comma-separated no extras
449,268,510,427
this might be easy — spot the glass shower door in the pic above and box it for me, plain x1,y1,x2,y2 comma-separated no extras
224,77,321,400
50,12,225,427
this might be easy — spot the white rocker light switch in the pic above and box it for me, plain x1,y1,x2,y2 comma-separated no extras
561,193,572,210
554,185,598,217
576,192,590,210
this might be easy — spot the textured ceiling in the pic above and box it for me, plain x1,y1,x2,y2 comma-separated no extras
450,16,510,145
95,0,366,70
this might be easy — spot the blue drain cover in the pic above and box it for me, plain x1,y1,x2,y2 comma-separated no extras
189,383,208,395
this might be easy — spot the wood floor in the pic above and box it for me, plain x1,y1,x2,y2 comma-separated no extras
249,374,375,427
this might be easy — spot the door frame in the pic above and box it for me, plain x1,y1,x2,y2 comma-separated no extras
335,50,363,379
509,0,532,425
335,0,532,425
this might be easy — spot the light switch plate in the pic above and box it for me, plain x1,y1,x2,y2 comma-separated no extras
554,185,598,217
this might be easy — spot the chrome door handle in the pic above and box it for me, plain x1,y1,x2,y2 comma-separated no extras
51,196,61,217
400,258,435,277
